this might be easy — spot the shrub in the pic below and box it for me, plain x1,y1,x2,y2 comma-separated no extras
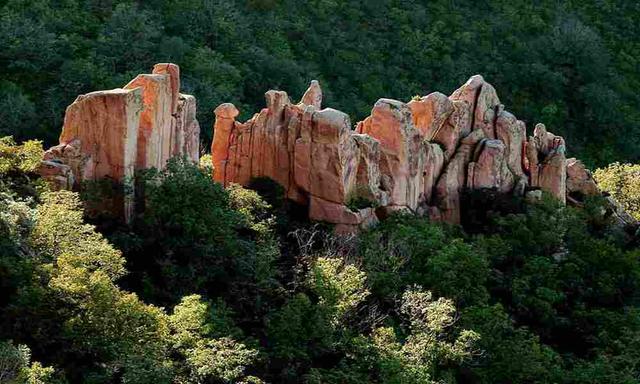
594,162,640,220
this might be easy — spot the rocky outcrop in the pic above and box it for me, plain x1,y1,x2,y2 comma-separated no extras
566,158,599,201
38,65,613,231
211,82,380,232
212,75,609,231
39,63,199,223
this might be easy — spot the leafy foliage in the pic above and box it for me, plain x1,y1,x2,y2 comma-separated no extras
3,132,640,382
0,136,46,199
594,162,640,220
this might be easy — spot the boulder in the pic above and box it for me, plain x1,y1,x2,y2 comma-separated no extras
566,158,599,199
407,92,454,140
467,139,515,192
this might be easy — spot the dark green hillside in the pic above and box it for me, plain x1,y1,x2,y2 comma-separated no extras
2,0,640,166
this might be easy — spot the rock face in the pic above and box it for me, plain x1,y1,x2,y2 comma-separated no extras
40,63,200,223
211,81,379,232
212,76,607,231
38,66,610,230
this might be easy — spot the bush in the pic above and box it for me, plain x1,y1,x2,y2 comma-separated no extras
594,162,640,220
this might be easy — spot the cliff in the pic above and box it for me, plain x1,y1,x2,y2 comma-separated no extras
39,63,200,222
211,76,611,232
38,64,630,232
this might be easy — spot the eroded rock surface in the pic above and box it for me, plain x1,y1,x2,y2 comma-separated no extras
40,63,200,223
38,68,610,231
212,75,606,230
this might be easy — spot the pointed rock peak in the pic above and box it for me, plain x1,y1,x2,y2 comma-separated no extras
265,90,291,111
373,98,412,119
214,103,239,119
534,122,547,137
299,80,322,109
375,98,406,108
451,74,485,99
152,63,181,114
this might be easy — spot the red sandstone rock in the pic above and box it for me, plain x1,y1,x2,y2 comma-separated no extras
495,109,526,177
175,94,200,162
353,134,387,205
309,195,376,225
467,139,515,192
538,151,567,204
59,88,141,184
566,158,599,198
432,129,486,223
298,80,322,109
43,66,597,231
55,88,142,222
450,75,500,139
40,63,200,223
124,73,173,170
421,142,444,205
533,123,565,156
525,138,539,187
358,98,423,210
408,92,453,140
431,100,472,161
308,108,359,204
210,83,378,230
152,63,180,115
212,103,239,184
210,75,598,229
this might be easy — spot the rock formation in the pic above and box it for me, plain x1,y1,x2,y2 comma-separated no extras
37,64,628,232
212,75,613,231
40,63,199,223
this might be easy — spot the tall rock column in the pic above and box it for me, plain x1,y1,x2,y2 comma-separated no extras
530,123,567,203
54,88,142,222
357,98,424,211
124,74,173,170
212,103,240,184
40,63,201,223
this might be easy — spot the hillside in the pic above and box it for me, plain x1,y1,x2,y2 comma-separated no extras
2,0,640,166
3,1,640,384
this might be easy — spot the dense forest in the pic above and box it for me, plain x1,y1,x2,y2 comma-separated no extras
2,0,640,167
2,138,640,383
3,1,640,383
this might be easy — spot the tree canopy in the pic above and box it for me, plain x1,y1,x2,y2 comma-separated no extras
2,0,640,167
